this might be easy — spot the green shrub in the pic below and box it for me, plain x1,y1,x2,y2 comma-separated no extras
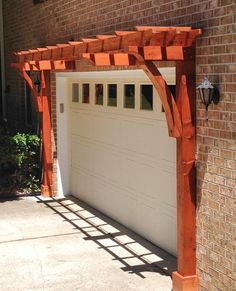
0,129,41,192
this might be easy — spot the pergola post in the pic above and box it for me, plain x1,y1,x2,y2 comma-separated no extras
40,70,53,196
19,69,53,197
172,48,198,291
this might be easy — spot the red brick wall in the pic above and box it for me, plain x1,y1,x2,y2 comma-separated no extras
3,1,235,290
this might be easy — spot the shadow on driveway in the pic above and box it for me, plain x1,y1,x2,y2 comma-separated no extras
36,195,177,279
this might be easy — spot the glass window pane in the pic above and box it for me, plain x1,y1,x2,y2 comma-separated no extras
124,84,135,109
168,85,176,99
95,84,103,105
108,84,117,107
141,85,153,110
82,83,90,103
72,83,79,102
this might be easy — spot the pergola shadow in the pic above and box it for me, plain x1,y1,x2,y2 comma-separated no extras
36,195,176,279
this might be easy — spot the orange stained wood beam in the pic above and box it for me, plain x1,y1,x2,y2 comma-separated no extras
11,60,75,72
172,47,197,291
127,46,186,60
40,71,53,197
18,69,53,197
12,45,191,66
11,46,198,78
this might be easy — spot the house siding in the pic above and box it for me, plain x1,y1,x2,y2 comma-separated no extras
2,0,235,290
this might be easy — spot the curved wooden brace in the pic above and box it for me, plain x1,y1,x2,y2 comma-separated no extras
127,51,182,138
140,61,182,138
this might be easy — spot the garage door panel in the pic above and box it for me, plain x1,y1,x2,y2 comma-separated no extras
120,119,162,157
158,171,176,208
120,119,176,167
91,148,122,183
69,74,177,255
71,169,90,199
71,141,92,170
153,129,176,164
72,171,176,254
120,157,175,205
71,111,93,139
152,213,176,253
92,115,121,146
72,149,122,185
121,159,158,198
92,114,120,144
72,171,134,221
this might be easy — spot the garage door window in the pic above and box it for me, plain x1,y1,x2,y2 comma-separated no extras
108,84,117,107
82,83,90,104
141,85,153,110
72,83,79,103
95,84,103,105
124,84,135,109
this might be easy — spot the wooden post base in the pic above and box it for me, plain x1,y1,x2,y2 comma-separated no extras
41,184,53,197
172,272,198,291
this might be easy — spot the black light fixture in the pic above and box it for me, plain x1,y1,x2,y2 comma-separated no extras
33,0,48,4
197,76,219,120
34,75,41,93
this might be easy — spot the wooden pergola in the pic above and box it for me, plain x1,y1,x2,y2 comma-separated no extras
12,26,202,291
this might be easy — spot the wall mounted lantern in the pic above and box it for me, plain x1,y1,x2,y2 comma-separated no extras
34,76,41,93
197,76,219,120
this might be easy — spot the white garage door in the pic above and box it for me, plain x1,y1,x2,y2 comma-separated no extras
68,70,176,255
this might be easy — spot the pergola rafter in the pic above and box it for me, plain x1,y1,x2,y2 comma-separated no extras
13,26,201,63
11,26,202,291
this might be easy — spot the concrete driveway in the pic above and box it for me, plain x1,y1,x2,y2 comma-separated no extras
0,195,176,291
